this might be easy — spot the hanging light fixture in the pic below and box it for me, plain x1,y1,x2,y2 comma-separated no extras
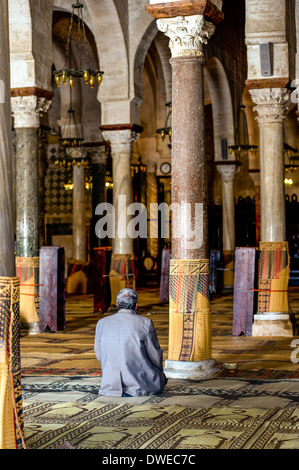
53,2,104,90
64,175,93,192
54,81,89,168
156,102,172,144
59,102,84,150
55,116,90,168
284,142,298,171
228,105,258,159
131,156,147,176
284,142,298,186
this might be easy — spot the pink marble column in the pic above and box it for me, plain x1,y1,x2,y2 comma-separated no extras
171,53,208,260
153,11,222,379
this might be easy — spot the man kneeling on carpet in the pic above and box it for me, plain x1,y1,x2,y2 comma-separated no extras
94,288,167,397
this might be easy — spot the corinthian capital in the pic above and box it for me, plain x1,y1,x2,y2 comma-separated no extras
11,95,51,128
102,129,140,155
249,88,290,125
217,162,240,183
156,15,215,59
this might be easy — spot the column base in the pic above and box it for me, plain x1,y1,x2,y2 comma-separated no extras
164,359,220,380
20,321,40,335
252,313,294,337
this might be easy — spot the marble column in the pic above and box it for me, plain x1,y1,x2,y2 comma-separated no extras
11,93,51,334
68,148,87,261
11,95,51,258
249,88,289,242
249,169,261,247
100,125,142,307
249,87,293,336
155,13,220,379
0,0,14,277
0,0,26,449
87,144,107,249
217,161,240,289
101,126,141,255
145,160,159,259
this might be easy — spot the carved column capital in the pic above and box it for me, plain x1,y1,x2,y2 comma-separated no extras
66,147,85,160
156,15,215,59
85,144,107,165
249,88,290,125
11,95,51,128
217,162,240,183
102,129,141,155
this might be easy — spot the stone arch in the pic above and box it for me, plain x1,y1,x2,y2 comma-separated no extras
133,20,159,113
84,0,129,109
133,21,172,160
204,57,235,161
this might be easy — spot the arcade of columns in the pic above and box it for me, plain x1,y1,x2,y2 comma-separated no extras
0,0,298,387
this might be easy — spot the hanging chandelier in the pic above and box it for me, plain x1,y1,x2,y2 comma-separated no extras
59,100,84,149
55,96,89,168
228,105,258,159
156,102,172,144
64,175,93,192
55,155,90,169
55,81,87,166
53,2,104,90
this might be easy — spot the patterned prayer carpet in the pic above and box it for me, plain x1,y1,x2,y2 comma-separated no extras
19,289,299,379
18,288,299,450
22,375,299,409
23,400,299,449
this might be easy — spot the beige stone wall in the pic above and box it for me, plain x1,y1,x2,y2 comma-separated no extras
245,0,291,80
9,0,53,91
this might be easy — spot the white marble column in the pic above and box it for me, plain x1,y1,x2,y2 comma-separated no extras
101,127,141,255
249,88,289,242
217,162,240,253
217,162,240,289
249,87,293,337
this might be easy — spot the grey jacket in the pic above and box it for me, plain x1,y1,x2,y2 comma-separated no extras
94,309,167,397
